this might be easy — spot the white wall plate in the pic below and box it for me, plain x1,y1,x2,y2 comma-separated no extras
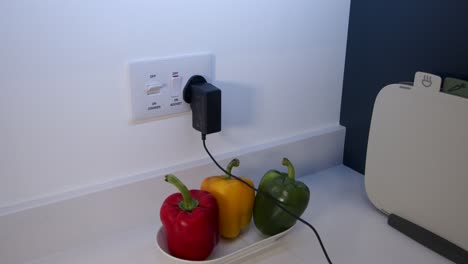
128,53,213,122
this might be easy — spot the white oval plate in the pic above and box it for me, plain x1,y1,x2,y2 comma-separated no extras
156,223,293,264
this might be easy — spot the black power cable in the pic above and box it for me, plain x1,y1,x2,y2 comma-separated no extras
202,134,333,264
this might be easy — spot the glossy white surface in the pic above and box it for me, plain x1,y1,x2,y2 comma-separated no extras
29,166,450,264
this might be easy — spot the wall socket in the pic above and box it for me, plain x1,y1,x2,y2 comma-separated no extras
128,53,213,122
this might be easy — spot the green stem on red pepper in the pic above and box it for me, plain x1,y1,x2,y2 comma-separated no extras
165,174,199,211
224,158,240,179
282,157,295,180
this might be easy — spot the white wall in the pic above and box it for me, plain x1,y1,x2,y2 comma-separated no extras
0,0,350,208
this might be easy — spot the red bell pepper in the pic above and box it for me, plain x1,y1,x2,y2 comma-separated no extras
160,174,219,261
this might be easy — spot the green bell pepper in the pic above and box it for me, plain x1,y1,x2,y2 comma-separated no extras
253,158,310,236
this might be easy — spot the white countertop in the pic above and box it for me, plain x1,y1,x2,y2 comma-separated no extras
29,165,450,264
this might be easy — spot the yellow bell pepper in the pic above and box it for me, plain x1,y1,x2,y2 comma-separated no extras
200,159,255,239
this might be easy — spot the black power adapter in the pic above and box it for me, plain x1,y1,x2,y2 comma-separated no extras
183,75,221,135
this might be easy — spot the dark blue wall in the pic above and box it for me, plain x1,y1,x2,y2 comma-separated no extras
340,1,468,174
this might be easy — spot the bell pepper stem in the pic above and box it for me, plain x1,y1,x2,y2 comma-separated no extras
282,158,295,180
165,174,199,211
224,158,240,179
